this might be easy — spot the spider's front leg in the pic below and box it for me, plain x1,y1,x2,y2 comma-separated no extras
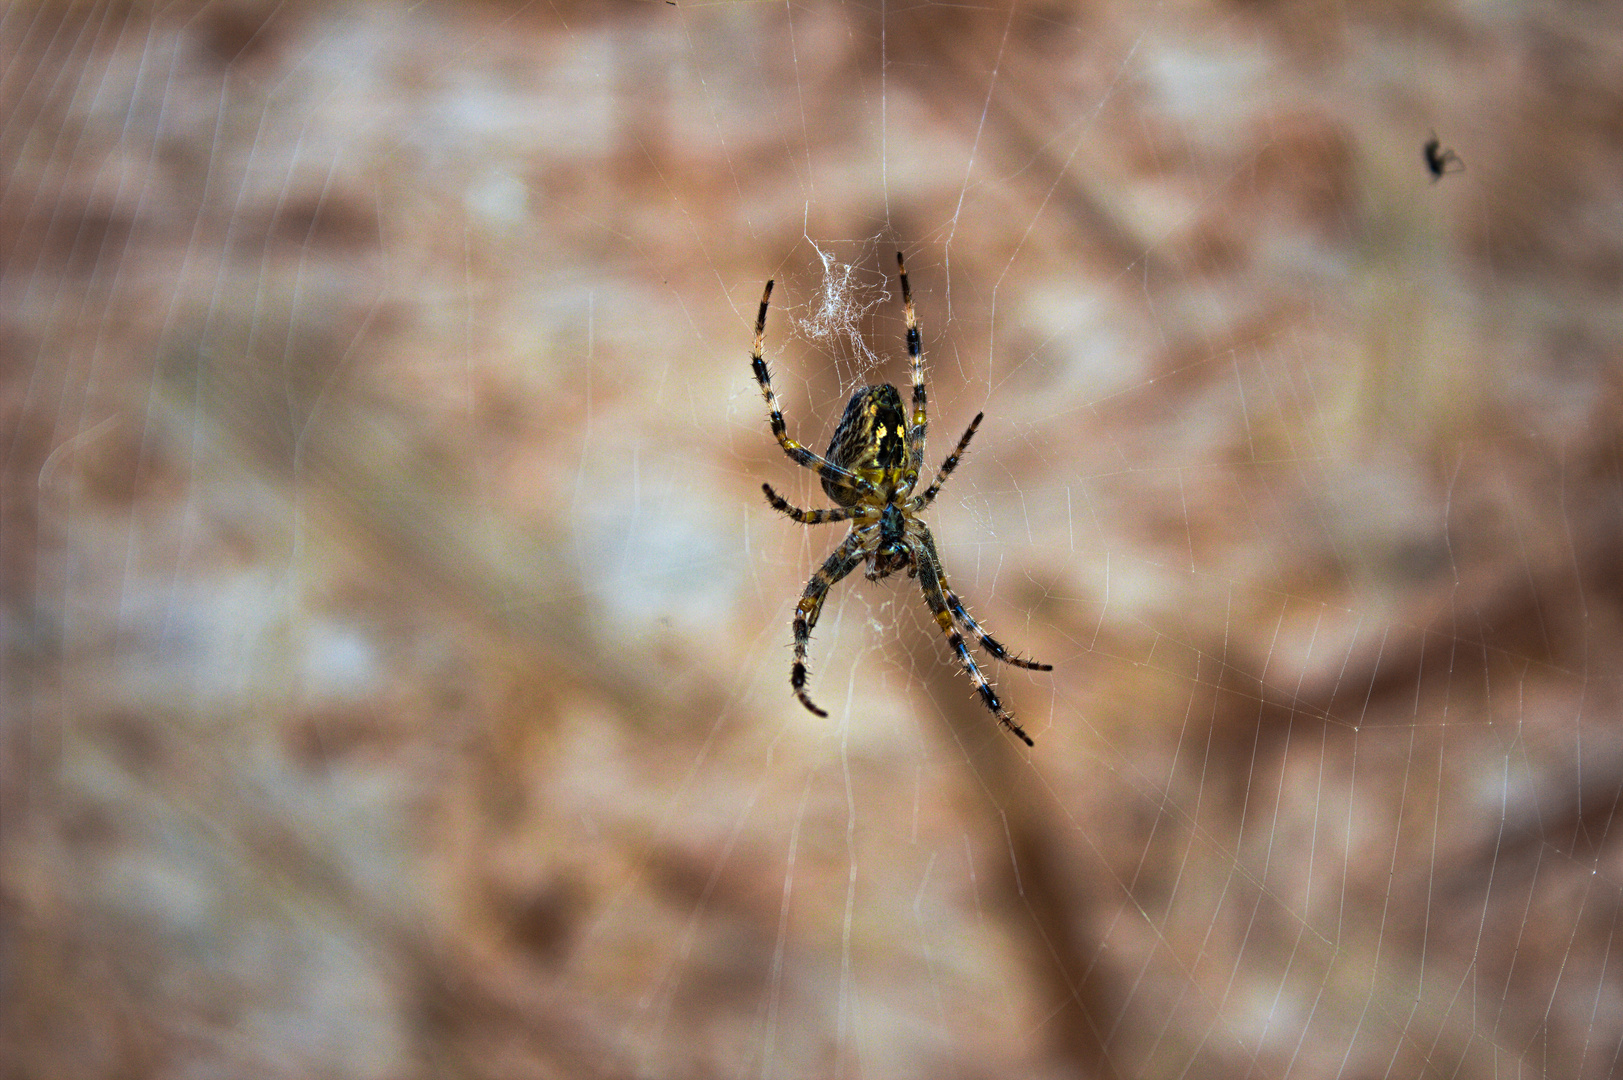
789,528,870,717
916,527,1051,671
911,529,1037,746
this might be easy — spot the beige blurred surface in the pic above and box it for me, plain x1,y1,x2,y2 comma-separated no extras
4,1,1623,1076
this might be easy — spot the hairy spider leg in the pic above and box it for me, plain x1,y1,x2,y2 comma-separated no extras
911,522,1035,746
896,252,928,482
913,412,982,511
761,482,877,526
947,595,1052,670
790,527,872,718
752,280,873,496
915,528,1051,671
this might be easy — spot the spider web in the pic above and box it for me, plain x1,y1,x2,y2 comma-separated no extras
3,2,1622,1078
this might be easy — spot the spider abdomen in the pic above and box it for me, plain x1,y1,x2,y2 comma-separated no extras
821,384,911,505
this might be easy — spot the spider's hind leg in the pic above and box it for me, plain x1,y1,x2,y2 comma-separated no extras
897,251,928,473
751,279,873,497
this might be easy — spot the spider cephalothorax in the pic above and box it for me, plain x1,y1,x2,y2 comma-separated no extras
868,502,913,580
750,252,1051,745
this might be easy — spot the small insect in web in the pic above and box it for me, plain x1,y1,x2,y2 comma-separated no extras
749,252,1052,745
1424,132,1464,182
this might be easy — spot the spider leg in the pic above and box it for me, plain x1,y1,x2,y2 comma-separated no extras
752,280,874,496
912,412,982,511
913,523,1049,669
761,483,875,526
897,252,928,477
911,525,1035,746
945,594,1052,670
790,527,871,718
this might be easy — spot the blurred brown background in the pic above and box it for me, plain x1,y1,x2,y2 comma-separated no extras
5,0,1623,1076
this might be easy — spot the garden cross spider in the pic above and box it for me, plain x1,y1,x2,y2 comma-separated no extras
750,252,1052,745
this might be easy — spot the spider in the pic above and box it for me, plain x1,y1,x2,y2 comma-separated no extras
749,252,1051,746
1424,132,1463,182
